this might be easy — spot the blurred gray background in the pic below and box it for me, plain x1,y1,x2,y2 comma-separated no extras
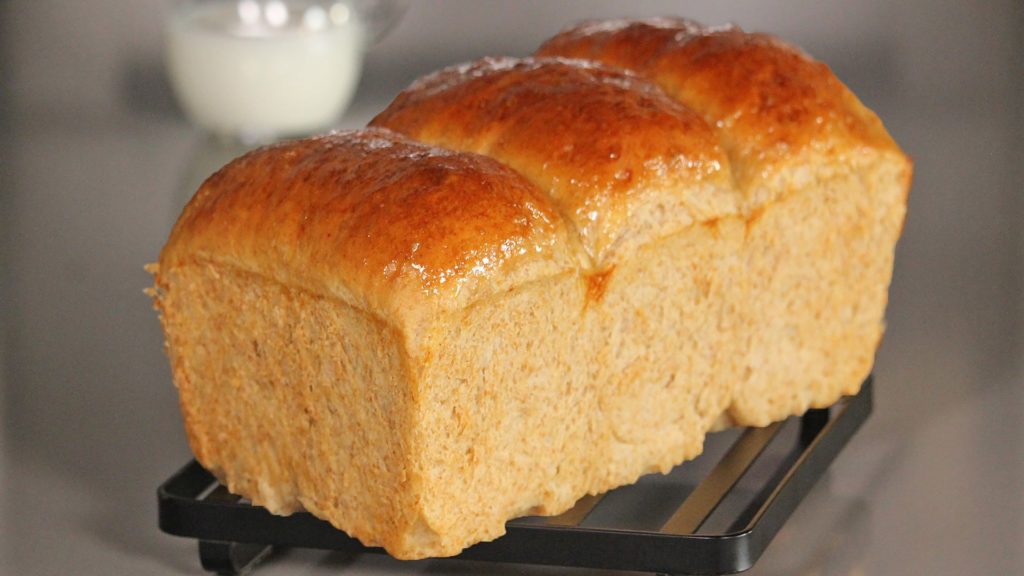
1,1,1021,575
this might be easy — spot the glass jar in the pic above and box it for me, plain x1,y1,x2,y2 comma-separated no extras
165,0,404,142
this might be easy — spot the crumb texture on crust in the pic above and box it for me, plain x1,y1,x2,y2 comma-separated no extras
151,18,911,561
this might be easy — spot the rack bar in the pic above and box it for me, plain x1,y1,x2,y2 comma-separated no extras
660,421,782,535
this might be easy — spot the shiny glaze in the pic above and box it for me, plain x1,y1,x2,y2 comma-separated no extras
160,129,576,317
161,21,908,320
537,18,903,188
371,57,736,262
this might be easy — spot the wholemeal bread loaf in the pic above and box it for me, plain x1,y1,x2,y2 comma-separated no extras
150,18,910,560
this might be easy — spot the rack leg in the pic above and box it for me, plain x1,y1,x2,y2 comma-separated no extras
800,407,830,446
199,540,274,575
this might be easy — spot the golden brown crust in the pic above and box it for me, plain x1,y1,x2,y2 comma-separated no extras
537,18,904,188
159,128,577,329
371,57,739,263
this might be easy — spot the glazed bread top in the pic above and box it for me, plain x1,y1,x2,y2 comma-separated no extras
371,57,740,265
161,20,909,336
158,129,578,331
537,18,906,198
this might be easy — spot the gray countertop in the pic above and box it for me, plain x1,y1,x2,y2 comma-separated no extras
1,1,1021,575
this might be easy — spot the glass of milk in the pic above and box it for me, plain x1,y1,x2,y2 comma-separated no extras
166,0,400,142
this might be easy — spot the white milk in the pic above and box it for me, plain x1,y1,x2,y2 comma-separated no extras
167,1,365,140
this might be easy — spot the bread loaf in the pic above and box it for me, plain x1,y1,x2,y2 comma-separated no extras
150,18,910,560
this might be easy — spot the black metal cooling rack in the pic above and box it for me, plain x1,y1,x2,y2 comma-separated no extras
158,377,872,575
